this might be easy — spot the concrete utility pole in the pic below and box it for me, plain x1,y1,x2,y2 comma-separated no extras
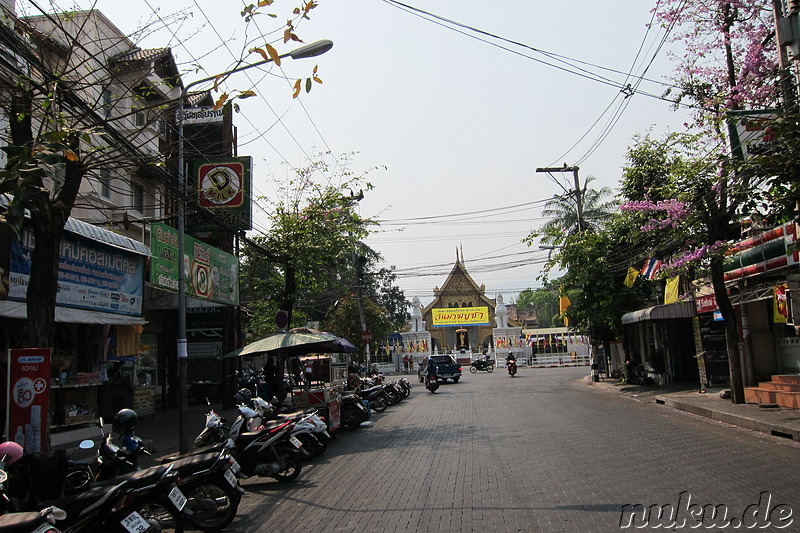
774,0,799,112
535,165,583,233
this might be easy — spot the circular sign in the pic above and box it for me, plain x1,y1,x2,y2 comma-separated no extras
276,310,289,329
13,377,35,408
200,166,241,206
33,377,47,394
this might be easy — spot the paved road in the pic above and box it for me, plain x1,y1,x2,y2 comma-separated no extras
221,366,800,533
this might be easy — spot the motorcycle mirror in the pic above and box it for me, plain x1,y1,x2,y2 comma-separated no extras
97,417,104,428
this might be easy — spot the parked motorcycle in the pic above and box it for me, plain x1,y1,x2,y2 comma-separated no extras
192,403,303,482
339,394,370,430
470,359,494,373
0,506,65,533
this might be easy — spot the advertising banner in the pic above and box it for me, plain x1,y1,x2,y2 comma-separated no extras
431,307,490,327
149,223,240,306
6,348,51,452
8,225,144,316
194,157,253,231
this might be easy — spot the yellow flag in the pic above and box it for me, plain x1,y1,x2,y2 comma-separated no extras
624,267,639,288
559,295,571,326
664,275,680,304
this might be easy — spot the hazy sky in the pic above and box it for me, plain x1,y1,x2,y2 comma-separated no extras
22,0,692,306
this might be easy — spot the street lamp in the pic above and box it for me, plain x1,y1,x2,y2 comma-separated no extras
175,39,333,452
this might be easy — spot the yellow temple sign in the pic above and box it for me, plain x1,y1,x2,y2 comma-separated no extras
431,307,490,327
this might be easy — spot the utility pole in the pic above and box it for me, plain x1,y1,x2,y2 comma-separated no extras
774,0,798,112
535,165,583,233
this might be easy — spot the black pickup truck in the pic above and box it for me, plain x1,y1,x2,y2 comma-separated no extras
418,354,462,383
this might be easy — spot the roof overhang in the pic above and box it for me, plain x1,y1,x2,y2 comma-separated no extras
621,302,696,325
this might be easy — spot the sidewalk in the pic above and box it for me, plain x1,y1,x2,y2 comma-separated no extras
585,375,800,442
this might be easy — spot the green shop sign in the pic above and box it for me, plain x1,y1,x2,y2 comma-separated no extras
150,222,239,305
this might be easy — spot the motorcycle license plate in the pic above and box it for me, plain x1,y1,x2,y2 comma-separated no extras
289,435,303,449
168,485,188,511
34,525,61,533
224,467,238,488
230,458,241,474
121,511,150,533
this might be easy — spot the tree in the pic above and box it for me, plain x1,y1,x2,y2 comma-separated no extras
241,153,388,338
517,282,560,328
0,8,180,348
618,1,783,404
526,176,615,247
322,294,396,360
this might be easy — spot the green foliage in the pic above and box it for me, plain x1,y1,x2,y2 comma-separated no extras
322,294,395,359
516,281,561,328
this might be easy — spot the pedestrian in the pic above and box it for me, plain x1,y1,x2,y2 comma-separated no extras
290,355,303,387
402,354,409,374
409,358,414,372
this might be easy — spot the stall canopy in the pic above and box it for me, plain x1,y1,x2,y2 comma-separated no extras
621,302,696,325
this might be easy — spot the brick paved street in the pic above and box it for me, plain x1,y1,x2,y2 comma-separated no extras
219,366,800,532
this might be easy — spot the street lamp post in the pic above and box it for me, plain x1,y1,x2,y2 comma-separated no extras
175,39,333,453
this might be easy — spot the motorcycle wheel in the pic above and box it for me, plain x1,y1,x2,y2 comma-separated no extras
402,384,411,398
385,388,401,405
272,443,302,482
371,395,388,412
185,480,240,531
294,432,319,459
132,497,185,533
469,366,478,374
340,407,361,430
486,365,494,373
313,433,328,455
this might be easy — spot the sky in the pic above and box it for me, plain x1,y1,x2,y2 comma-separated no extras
20,0,693,306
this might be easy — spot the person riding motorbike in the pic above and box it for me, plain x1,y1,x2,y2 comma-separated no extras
506,353,517,376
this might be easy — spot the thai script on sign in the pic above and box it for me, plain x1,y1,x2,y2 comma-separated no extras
431,307,490,327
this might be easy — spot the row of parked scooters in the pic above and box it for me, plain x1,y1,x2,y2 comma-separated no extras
0,375,413,532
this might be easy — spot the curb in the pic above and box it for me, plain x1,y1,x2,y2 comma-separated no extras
655,395,800,442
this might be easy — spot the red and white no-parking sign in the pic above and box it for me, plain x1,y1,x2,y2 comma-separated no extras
7,348,51,452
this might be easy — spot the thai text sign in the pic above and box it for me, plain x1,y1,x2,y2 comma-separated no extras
149,223,239,306
6,348,51,452
8,225,144,316
431,307,490,327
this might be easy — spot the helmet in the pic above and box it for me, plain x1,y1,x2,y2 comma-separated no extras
112,408,138,435
234,388,252,404
0,441,24,466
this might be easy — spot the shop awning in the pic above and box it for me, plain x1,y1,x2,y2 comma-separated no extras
65,217,150,255
0,300,146,325
621,302,696,325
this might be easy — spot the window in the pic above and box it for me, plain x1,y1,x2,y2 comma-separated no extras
99,169,111,199
101,88,112,119
131,181,144,213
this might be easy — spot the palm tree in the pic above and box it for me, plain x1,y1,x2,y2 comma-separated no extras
539,176,615,239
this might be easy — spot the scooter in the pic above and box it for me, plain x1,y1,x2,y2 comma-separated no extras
424,372,439,393
193,402,304,482
0,506,65,533
470,359,494,373
507,360,518,377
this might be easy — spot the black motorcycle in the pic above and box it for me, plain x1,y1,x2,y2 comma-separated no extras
469,359,494,373
424,372,439,393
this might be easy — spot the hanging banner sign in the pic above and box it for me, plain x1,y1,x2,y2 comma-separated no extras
431,307,490,327
149,223,239,306
8,224,144,316
774,285,789,324
6,348,51,453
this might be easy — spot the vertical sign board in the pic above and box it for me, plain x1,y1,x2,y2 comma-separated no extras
6,348,50,452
